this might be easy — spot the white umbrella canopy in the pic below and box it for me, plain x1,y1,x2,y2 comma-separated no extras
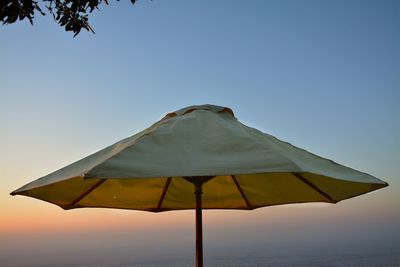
11,104,387,210
11,104,388,267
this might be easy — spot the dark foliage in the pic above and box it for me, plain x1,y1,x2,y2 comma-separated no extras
1,0,137,36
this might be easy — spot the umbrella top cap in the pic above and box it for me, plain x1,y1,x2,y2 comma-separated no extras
163,104,235,120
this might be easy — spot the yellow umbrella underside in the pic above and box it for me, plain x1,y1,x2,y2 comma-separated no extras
13,172,384,211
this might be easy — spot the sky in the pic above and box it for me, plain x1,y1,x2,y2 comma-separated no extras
1,0,399,266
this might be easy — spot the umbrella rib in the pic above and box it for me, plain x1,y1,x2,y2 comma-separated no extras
157,177,172,210
67,179,107,208
231,175,251,208
292,173,334,202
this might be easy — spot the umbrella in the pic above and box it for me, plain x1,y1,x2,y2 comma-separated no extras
11,104,388,267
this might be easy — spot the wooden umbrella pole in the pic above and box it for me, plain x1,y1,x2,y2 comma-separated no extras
184,176,214,267
194,181,203,267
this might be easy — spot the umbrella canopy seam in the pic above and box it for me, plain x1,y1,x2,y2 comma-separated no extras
156,177,172,210
66,179,107,209
231,175,252,208
291,172,335,202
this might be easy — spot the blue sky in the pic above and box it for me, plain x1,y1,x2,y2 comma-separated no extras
1,0,399,266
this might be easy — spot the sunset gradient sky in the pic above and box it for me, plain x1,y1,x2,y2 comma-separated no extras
1,1,399,266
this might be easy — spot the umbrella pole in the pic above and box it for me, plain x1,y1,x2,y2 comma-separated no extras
184,176,214,267
194,181,203,267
